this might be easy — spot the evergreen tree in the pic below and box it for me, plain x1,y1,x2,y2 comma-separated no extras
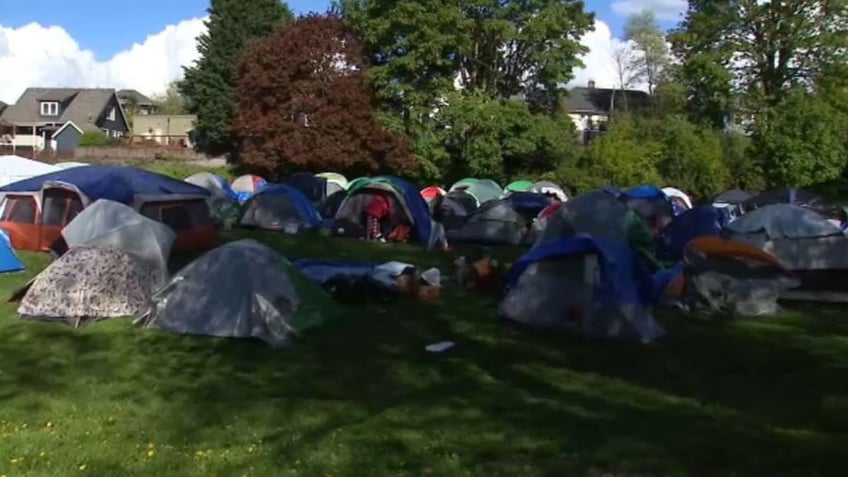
180,0,292,157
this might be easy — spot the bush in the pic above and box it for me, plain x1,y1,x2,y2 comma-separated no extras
78,131,116,147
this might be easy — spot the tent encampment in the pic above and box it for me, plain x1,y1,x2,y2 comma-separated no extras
623,185,673,220
238,184,321,232
286,172,340,204
60,199,176,281
0,165,216,252
185,172,240,224
421,186,446,204
662,187,693,214
530,181,568,202
15,246,158,326
230,174,267,202
500,236,664,343
465,179,503,204
503,180,534,195
0,229,24,274
316,172,349,191
660,206,726,260
137,240,338,347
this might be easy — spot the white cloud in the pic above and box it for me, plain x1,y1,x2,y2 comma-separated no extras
568,19,647,91
611,0,687,22
0,16,645,106
0,18,205,104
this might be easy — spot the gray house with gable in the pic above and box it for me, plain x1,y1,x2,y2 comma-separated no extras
0,88,130,154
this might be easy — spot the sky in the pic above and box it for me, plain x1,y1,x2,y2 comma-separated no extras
0,0,687,104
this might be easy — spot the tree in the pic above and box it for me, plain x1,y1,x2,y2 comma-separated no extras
719,129,764,191
235,14,413,179
180,0,292,157
671,0,848,118
750,89,848,187
153,81,187,115
623,10,669,95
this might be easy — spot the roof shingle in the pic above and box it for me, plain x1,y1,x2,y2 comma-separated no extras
0,87,116,132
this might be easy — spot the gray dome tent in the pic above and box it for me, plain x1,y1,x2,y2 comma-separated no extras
445,199,528,246
535,190,631,246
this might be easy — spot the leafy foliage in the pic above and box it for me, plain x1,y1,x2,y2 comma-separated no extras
235,14,413,179
751,89,848,187
623,11,669,95
180,0,292,157
78,131,117,147
152,81,188,115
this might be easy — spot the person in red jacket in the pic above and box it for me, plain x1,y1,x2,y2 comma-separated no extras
363,193,392,241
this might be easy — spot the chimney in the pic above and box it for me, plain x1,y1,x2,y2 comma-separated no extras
588,80,596,89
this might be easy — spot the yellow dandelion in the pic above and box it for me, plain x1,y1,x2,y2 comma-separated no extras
45,421,53,428
79,463,87,471
147,450,155,458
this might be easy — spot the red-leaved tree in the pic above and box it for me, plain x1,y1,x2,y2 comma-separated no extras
235,13,413,178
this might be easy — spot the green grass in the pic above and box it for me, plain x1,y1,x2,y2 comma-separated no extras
1,232,847,476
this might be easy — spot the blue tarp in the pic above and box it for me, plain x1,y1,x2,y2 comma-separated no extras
507,235,655,306
660,206,726,260
505,192,550,215
0,229,24,273
373,176,433,244
625,184,665,199
253,184,323,226
0,165,210,204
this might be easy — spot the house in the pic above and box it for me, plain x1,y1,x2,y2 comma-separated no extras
117,89,159,116
0,100,7,116
562,81,650,136
131,114,197,148
0,88,130,154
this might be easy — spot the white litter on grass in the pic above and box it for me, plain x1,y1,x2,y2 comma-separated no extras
425,341,455,353
421,268,441,286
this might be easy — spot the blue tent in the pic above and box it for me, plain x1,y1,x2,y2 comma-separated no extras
371,176,433,245
0,229,24,273
251,184,322,226
625,184,665,199
286,173,329,203
505,192,550,216
660,206,726,260
0,165,210,204
502,235,663,343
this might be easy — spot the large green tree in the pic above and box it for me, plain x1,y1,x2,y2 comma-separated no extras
180,0,292,157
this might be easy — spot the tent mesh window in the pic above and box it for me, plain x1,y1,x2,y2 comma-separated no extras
41,189,83,226
1,196,37,223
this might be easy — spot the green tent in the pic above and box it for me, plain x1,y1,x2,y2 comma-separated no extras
504,180,534,194
346,177,371,192
449,177,478,191
466,179,503,204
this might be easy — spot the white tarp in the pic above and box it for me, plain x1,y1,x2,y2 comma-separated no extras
61,199,176,282
0,155,60,187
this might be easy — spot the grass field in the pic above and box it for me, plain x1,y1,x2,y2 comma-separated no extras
0,231,846,476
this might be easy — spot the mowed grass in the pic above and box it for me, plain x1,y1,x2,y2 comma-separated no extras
0,231,847,476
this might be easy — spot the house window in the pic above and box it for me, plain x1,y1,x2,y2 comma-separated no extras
107,107,116,121
40,101,59,116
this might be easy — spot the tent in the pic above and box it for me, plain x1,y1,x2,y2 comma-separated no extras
0,155,60,187
743,188,824,211
53,161,89,169
662,187,693,214
433,190,478,231
238,184,321,232
623,185,673,220
15,246,158,326
500,236,664,343
421,186,446,204
503,180,534,195
317,190,347,223
230,174,267,202
445,199,529,246
0,229,24,273
136,240,338,347
505,192,551,217
713,188,753,205
659,206,726,260
316,172,349,191
185,172,240,224
333,176,442,247
530,181,568,202
663,237,799,316
61,199,176,282
0,165,215,252
286,172,340,204
465,179,503,204
449,177,478,192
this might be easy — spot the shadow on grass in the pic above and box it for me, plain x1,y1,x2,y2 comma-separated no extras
0,234,846,476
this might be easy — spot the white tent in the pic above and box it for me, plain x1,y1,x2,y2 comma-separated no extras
53,161,89,169
61,199,176,283
662,187,693,209
0,155,60,187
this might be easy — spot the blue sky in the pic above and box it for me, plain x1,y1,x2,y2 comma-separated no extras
0,0,672,60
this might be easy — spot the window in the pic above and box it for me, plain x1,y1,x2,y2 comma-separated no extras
106,107,116,121
41,189,81,226
1,196,36,223
40,101,59,116
160,205,193,231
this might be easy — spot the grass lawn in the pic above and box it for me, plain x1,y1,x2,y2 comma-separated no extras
0,231,847,476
